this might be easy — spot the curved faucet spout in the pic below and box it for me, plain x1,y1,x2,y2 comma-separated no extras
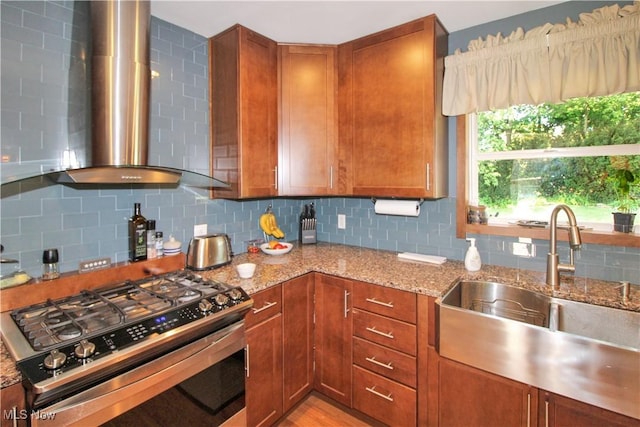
546,204,582,290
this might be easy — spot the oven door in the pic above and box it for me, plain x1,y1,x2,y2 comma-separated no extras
30,321,246,427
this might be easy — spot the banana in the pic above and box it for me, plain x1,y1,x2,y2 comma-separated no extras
259,211,285,238
259,212,274,236
269,213,285,239
259,211,285,239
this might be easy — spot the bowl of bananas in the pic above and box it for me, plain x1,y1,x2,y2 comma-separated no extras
260,241,293,255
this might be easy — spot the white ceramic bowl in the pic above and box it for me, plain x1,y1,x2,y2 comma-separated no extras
163,236,182,256
236,263,256,279
259,242,293,256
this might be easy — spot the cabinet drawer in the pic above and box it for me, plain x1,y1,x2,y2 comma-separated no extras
353,365,416,426
352,281,416,323
353,309,416,356
353,337,416,388
245,285,282,329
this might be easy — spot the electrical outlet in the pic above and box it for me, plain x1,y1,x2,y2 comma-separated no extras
194,224,208,236
79,257,112,274
511,238,536,258
338,214,346,229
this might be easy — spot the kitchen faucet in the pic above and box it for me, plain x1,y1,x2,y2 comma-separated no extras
546,204,582,290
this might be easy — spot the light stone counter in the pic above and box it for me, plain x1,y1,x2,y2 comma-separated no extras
2,242,638,389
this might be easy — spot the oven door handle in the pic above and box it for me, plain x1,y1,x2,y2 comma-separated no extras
32,321,246,427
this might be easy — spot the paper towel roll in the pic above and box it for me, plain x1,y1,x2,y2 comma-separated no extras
374,199,420,217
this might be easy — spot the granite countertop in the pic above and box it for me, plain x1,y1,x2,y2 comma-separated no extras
2,242,638,389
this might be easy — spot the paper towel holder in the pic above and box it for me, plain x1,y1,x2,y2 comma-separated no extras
371,197,425,206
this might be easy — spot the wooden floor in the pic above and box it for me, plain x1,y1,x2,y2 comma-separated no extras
276,392,384,427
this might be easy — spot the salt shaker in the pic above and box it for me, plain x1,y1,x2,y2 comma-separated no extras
42,248,60,280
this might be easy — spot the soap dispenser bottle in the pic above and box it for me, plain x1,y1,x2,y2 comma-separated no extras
465,238,482,272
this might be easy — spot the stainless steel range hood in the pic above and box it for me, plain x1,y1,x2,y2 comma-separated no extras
3,0,228,189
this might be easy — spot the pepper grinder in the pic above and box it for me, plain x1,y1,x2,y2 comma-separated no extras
42,248,60,280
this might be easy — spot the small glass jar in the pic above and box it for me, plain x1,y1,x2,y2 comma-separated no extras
155,231,164,257
246,239,262,254
42,248,60,280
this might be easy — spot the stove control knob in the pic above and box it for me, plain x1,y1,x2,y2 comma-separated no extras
228,289,243,301
198,299,213,313
44,349,67,370
214,293,229,306
74,339,96,359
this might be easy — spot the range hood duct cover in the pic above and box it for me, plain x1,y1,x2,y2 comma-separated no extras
1,0,228,189
91,0,152,170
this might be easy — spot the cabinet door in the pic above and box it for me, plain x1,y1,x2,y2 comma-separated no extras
246,313,283,427
278,44,338,196
245,285,283,427
282,274,314,412
0,383,27,427
540,391,640,427
314,274,353,407
210,25,278,199
339,15,448,198
439,357,537,427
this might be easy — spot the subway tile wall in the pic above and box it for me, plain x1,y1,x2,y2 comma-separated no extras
1,1,638,284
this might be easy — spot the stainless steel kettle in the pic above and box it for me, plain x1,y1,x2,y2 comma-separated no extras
186,234,232,270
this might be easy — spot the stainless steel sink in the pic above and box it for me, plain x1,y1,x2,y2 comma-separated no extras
437,280,640,420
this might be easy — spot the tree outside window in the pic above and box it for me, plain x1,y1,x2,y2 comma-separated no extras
470,92,640,230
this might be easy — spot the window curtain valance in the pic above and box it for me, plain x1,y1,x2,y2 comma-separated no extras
442,2,640,116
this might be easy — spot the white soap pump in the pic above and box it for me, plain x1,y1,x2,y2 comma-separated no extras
464,238,482,272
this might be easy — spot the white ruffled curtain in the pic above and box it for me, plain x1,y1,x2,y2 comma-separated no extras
442,2,640,116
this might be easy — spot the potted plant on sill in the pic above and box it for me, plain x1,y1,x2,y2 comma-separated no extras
610,157,638,233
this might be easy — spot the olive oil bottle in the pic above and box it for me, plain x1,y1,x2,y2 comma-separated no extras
129,203,147,261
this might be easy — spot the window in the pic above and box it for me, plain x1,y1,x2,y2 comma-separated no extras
467,92,640,232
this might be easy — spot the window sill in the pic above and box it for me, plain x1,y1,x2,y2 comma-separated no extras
464,223,640,248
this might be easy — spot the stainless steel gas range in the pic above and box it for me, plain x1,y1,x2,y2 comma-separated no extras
1,270,253,426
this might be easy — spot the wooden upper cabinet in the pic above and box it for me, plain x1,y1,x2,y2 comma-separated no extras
338,15,449,198
209,25,278,199
278,44,338,196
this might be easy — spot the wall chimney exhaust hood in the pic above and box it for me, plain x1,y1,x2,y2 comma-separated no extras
1,0,228,190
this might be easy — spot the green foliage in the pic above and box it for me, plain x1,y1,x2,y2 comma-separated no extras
610,158,638,213
477,92,640,216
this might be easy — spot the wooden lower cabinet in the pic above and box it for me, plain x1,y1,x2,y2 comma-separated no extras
0,383,27,427
437,357,538,427
282,274,314,412
245,285,283,427
314,274,353,407
540,391,640,427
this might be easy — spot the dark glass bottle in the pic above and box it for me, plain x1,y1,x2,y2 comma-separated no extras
129,203,147,262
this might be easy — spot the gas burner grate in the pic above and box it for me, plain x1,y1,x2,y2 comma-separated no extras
8,270,242,353
11,292,124,352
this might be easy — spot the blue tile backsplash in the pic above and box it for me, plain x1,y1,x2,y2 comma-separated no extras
1,1,638,284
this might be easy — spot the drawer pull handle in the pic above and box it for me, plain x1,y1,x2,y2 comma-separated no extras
366,297,394,308
252,301,277,314
365,356,394,370
366,326,394,339
366,386,394,402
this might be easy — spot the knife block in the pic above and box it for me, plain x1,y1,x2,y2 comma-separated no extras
299,220,317,244
301,229,316,244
